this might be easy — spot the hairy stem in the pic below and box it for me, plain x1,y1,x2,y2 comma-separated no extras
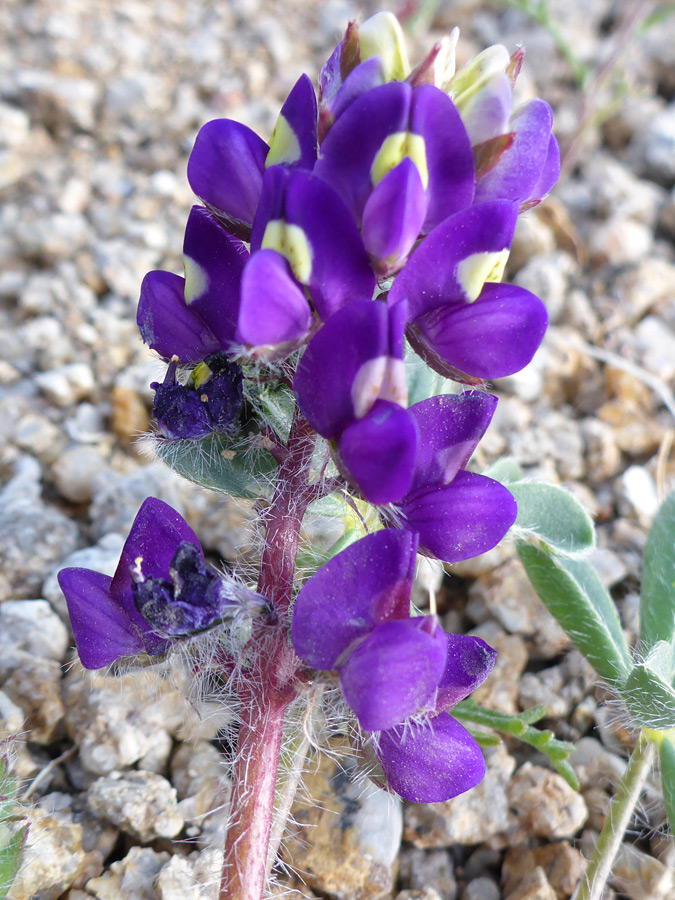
575,730,654,900
219,408,317,900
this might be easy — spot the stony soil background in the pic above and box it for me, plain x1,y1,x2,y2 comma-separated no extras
1,0,675,898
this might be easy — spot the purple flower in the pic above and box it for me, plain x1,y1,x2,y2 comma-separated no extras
237,166,375,352
58,498,260,669
385,392,518,563
293,299,417,503
388,201,548,382
187,75,317,239
137,206,247,363
372,632,496,802
151,353,243,441
292,529,446,731
314,81,475,272
291,529,496,800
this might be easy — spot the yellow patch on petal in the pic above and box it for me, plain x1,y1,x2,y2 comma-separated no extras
261,219,313,284
183,254,208,304
456,248,509,302
351,355,407,419
449,44,510,109
370,132,428,190
265,113,301,168
358,11,410,82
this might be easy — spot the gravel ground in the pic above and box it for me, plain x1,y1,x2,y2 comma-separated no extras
1,0,675,898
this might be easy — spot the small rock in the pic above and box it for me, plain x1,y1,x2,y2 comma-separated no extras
52,445,107,503
8,806,85,900
285,751,402,899
514,252,574,325
462,877,500,900
507,763,588,840
89,464,185,540
404,743,516,847
618,465,660,527
87,770,184,842
635,315,675,381
533,843,585,899
0,599,69,662
171,740,229,836
396,891,443,900
155,853,219,900
35,363,95,406
642,102,675,185
398,846,456,898
110,384,150,443
504,867,557,900
86,846,169,900
610,842,675,900
14,414,66,465
0,688,24,735
1,655,65,743
589,216,653,267
509,213,556,273
580,418,622,483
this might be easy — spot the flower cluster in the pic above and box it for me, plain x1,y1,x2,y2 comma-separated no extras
59,12,557,806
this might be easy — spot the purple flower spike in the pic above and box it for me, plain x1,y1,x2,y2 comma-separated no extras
291,529,418,671
338,617,447,731
137,270,221,364
474,99,556,206
375,713,487,802
187,119,269,239
361,158,427,275
266,74,318,170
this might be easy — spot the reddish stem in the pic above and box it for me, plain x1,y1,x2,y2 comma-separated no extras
219,409,316,900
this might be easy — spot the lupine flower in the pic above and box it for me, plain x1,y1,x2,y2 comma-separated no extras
291,528,496,801
372,631,496,802
58,498,263,669
293,299,417,503
237,165,374,351
187,75,317,240
384,392,517,562
388,200,548,382
292,529,446,731
151,353,243,440
137,205,247,363
314,81,474,273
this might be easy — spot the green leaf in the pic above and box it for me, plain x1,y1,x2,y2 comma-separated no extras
251,382,295,442
155,433,276,498
0,824,26,897
622,665,675,730
517,544,631,685
453,700,579,789
658,733,675,837
509,483,595,556
640,491,675,652
482,457,523,485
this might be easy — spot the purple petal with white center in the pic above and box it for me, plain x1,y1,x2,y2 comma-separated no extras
409,85,475,231
408,392,497,492
409,281,548,380
396,470,517,563
187,119,269,237
375,712,486,802
137,270,221,364
522,132,560,208
388,201,518,320
474,99,554,205
182,206,247,348
315,81,412,222
434,634,496,712
267,74,317,169
58,569,146,669
282,171,376,320
460,72,513,145
293,300,397,438
109,498,202,652
338,617,447,731
362,158,427,275
291,529,418,670
250,165,288,253
237,249,313,347
337,400,417,503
